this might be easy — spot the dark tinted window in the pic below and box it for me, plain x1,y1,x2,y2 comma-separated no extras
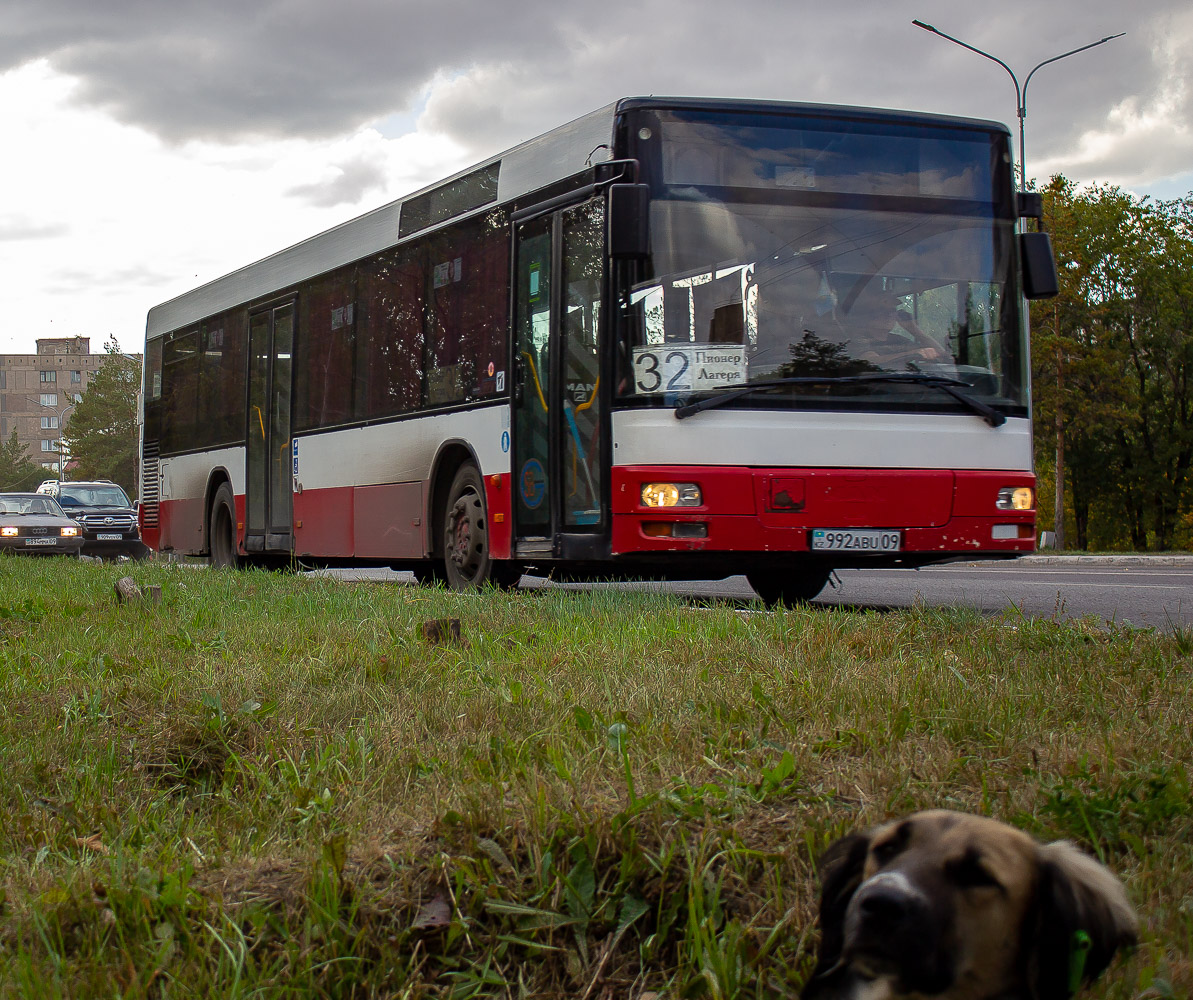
161,327,199,452
199,309,247,446
295,268,356,430
398,163,500,239
357,247,425,418
424,210,509,405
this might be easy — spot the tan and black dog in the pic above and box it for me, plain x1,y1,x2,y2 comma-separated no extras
802,811,1137,1000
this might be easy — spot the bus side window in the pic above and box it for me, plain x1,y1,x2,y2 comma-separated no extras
424,209,509,407
296,267,356,430
161,327,199,453
199,309,247,446
357,247,425,419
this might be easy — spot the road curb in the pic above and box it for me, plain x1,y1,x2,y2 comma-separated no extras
1017,554,1193,567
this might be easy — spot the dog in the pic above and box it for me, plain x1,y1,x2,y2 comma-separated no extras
802,810,1137,1000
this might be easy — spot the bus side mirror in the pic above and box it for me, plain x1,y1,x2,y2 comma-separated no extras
608,184,650,259
1020,231,1059,299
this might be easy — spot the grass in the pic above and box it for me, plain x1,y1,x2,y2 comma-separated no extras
0,555,1189,998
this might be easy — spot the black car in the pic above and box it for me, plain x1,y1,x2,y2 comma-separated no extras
36,480,148,560
0,493,84,557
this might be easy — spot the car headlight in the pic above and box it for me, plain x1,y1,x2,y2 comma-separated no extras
60,526,79,537
0,526,17,537
996,487,1034,511
641,482,702,508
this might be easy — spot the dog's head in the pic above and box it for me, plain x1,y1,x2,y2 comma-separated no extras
802,811,1137,1000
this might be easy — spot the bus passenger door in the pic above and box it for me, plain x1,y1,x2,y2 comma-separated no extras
511,199,605,554
245,301,294,554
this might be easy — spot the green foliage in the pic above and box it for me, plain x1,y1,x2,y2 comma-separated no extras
0,430,44,492
61,337,140,496
1036,760,1191,855
1032,179,1193,550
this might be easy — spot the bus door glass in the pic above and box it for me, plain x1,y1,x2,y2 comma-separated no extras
512,199,605,544
246,301,294,551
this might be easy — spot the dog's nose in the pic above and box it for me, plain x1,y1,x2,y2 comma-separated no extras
858,884,911,925
851,871,929,934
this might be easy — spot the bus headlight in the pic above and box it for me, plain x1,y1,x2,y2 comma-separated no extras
641,483,702,508
996,487,1034,511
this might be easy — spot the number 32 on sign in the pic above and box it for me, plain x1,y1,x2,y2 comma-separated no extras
632,344,747,394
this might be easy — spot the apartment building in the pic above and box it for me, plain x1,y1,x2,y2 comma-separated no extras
0,337,107,473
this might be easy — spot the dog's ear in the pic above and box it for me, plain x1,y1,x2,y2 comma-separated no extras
802,832,870,998
1026,841,1138,999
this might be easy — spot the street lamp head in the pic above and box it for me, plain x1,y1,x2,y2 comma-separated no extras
911,20,1125,189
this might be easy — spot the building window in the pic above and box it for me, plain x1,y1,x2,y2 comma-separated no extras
40,393,57,407
40,370,57,383
0,371,5,389
41,416,59,429
71,370,82,383
41,439,56,452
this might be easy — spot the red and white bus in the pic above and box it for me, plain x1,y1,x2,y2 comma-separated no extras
140,96,1056,603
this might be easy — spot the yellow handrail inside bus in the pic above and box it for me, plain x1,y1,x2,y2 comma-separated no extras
520,351,548,411
575,376,599,411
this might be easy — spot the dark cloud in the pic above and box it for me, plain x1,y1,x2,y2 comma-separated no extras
0,0,565,141
1,0,1188,185
286,150,389,207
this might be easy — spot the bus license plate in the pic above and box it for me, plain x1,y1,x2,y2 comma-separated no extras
24,538,57,546
811,529,901,552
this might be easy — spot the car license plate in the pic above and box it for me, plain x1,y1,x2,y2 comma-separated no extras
97,533,123,540
24,538,57,547
811,529,901,552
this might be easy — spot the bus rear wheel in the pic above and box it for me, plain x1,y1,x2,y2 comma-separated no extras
746,564,830,607
209,482,240,569
442,464,519,591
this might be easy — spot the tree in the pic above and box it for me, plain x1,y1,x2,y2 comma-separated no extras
1032,179,1193,550
62,337,141,496
0,430,44,492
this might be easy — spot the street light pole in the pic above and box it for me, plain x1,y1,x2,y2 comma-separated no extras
56,401,76,483
912,20,1123,553
912,21,1124,190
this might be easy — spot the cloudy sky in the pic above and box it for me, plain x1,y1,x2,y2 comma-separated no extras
0,0,1189,356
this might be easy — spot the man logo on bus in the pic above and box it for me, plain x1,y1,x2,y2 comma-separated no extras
520,458,546,509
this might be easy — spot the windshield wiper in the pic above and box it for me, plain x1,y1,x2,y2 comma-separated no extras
673,372,1006,427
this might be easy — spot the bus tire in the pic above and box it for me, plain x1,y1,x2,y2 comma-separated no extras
209,482,240,569
442,464,518,591
746,565,830,607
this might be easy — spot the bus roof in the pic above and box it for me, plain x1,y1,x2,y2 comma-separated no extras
144,96,1010,340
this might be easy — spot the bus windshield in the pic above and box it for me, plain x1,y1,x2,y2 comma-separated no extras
618,109,1026,417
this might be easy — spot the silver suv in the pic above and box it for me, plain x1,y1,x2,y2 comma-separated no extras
36,480,148,560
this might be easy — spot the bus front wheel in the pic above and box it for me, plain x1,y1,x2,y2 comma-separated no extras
209,482,240,569
746,565,830,607
442,464,519,591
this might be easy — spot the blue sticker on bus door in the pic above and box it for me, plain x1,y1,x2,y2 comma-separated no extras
519,458,546,509
292,439,299,489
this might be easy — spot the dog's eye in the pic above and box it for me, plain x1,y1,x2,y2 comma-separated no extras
947,852,1001,890
871,838,903,865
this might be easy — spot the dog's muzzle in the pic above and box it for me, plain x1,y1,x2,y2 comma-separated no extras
843,871,955,992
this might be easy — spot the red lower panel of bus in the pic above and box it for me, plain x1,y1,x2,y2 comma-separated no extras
151,475,513,561
609,465,1036,555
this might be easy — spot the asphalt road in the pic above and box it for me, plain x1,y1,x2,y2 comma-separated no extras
314,557,1193,631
